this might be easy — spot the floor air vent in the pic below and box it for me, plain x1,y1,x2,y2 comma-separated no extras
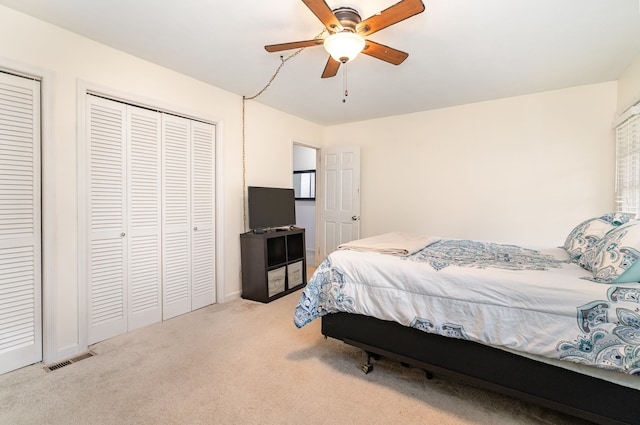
45,351,96,372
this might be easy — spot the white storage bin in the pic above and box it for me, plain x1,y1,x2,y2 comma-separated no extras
267,267,286,297
287,261,304,288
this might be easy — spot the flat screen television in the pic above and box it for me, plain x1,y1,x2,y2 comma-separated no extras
248,186,296,231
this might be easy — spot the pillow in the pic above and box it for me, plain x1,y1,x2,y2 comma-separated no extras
564,213,633,262
602,212,635,226
589,220,640,283
614,260,640,284
577,241,603,271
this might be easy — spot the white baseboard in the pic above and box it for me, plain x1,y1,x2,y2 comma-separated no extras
222,291,241,303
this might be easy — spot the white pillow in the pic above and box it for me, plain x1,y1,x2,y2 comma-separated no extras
564,213,632,262
590,220,640,283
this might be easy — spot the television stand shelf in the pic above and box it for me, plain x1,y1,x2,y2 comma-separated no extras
240,227,306,303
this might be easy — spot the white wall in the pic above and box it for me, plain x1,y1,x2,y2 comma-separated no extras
324,82,618,246
617,53,640,114
0,5,322,363
243,102,322,189
293,144,317,170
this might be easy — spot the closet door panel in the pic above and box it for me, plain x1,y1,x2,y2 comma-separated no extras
0,73,42,374
87,96,127,344
162,114,191,319
191,122,215,309
127,107,162,330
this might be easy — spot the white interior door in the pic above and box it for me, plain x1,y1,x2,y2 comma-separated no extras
87,96,164,343
320,145,360,259
162,114,192,319
190,121,216,310
85,95,215,340
86,96,128,345
127,106,162,330
0,72,42,374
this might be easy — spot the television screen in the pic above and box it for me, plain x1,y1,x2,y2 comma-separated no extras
248,186,296,231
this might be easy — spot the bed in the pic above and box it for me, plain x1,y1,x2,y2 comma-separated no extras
293,218,640,425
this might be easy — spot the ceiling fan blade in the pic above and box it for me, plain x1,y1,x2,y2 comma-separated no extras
265,39,323,52
357,0,425,37
302,0,343,32
321,56,341,78
362,40,409,65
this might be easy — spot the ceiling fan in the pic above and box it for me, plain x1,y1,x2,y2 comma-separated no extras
264,0,426,78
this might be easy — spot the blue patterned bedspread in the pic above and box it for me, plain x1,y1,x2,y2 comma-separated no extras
405,239,568,271
294,237,640,378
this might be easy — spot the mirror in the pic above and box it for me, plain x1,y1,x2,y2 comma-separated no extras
293,170,315,200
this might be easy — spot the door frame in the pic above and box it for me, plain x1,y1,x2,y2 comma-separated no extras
292,142,319,266
77,80,226,351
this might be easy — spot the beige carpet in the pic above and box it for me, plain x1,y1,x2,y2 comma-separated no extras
0,290,591,425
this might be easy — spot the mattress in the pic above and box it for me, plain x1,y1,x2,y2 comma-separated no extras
294,237,640,382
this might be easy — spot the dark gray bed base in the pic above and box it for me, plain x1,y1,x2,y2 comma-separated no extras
321,312,639,425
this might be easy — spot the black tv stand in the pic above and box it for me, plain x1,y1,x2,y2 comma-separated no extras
240,227,306,303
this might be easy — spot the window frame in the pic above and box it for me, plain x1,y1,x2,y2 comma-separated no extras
615,105,640,217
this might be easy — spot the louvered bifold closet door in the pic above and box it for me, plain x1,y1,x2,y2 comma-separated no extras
87,96,128,344
162,114,191,319
127,107,162,330
191,121,215,310
0,72,41,375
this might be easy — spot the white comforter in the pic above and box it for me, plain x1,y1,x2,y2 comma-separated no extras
294,236,640,376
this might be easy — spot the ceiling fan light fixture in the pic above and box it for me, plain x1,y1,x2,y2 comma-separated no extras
324,31,365,63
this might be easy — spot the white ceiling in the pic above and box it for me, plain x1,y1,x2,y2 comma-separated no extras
2,0,640,125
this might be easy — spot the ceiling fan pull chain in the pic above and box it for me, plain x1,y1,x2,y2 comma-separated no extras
343,61,348,103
